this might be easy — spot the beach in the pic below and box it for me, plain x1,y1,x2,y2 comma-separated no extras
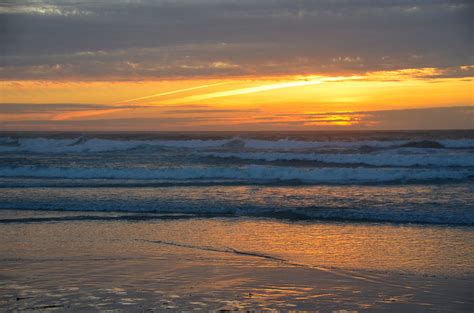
2,0,474,310
1,209,473,312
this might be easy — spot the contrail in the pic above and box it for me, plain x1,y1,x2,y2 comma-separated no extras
50,76,361,121
162,76,362,104
118,82,229,104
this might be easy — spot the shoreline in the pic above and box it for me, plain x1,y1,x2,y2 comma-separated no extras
1,241,472,312
0,211,473,311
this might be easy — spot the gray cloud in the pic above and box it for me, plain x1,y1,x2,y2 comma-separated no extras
0,103,151,113
1,0,473,80
364,106,474,130
0,103,112,113
271,106,474,130
0,103,258,114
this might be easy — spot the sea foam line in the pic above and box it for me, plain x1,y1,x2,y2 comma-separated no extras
202,151,474,167
1,137,473,153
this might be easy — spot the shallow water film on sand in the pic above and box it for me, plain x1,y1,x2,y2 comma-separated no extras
0,130,473,311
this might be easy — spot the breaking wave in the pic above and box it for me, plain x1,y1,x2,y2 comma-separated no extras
203,151,474,167
0,201,472,226
0,137,229,153
1,136,474,154
2,131,473,227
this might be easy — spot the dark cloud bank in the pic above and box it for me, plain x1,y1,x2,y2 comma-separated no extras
1,0,473,80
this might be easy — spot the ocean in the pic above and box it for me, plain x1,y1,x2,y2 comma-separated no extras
0,130,473,225
1,130,474,310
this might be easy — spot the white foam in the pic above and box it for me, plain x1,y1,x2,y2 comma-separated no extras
242,138,406,150
203,151,474,167
1,136,473,154
1,138,230,153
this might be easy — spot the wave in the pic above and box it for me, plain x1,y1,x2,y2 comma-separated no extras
441,139,474,148
0,137,230,153
202,151,474,167
0,207,472,226
1,136,473,154
236,138,407,150
0,165,471,184
400,140,445,148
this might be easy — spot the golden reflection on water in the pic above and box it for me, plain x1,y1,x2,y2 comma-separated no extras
1,211,472,276
147,219,473,276
1,209,473,311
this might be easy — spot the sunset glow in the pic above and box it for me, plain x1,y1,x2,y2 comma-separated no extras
1,69,472,129
1,1,472,130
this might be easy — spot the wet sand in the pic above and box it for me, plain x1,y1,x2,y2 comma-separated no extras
0,210,473,312
1,256,472,312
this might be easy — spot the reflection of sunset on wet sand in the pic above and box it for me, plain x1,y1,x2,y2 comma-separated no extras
1,209,472,311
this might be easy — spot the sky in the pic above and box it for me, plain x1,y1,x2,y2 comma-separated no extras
0,0,473,131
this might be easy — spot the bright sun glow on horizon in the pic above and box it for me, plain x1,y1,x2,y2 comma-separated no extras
1,67,473,130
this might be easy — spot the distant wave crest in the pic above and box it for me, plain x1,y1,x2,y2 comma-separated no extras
202,151,474,167
1,136,474,153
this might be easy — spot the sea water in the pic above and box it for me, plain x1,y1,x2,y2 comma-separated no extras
0,130,473,225
1,130,474,281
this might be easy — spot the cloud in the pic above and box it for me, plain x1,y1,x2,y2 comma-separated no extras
2,105,473,131
0,103,113,114
1,0,472,80
364,106,474,130
0,2,93,16
0,103,148,114
0,102,258,122
272,106,474,129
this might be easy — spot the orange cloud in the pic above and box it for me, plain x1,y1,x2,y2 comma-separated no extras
52,108,127,120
